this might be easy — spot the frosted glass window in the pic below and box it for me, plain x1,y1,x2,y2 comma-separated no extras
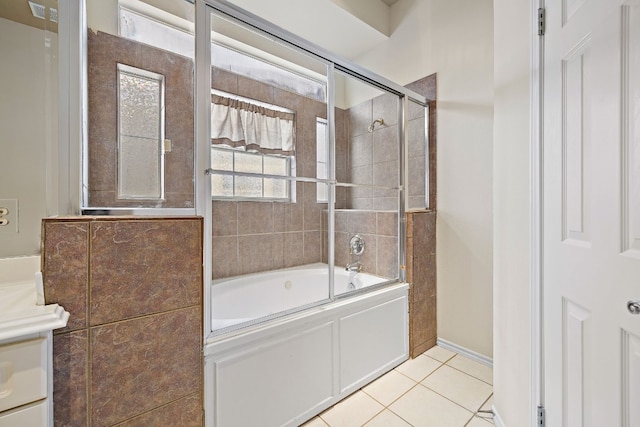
211,146,290,200
117,64,165,199
316,118,329,202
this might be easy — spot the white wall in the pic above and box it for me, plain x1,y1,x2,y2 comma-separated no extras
353,0,495,358
0,17,56,260
493,0,532,425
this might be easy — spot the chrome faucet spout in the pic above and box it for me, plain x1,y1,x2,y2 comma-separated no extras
346,261,362,273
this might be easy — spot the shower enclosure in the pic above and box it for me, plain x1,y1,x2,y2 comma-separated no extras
79,0,430,424
202,5,430,336
80,0,429,334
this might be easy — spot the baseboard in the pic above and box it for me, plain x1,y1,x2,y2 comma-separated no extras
436,338,493,368
492,404,506,427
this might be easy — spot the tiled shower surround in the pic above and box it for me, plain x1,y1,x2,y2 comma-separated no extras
323,210,399,278
87,31,195,208
86,29,436,282
211,68,437,280
406,210,438,357
42,217,203,427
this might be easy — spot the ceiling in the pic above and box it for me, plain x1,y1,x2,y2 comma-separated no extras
0,0,400,60
227,0,396,59
0,0,58,32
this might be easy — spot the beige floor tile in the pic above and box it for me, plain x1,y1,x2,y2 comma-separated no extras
320,391,384,427
423,345,456,363
363,369,417,406
466,416,493,426
389,384,474,427
421,365,493,412
447,355,493,385
301,416,329,427
364,409,412,427
395,354,442,382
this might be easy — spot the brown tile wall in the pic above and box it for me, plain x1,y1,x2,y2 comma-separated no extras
42,217,203,427
406,211,437,358
344,74,436,211
87,31,194,208
321,210,398,279
346,93,400,211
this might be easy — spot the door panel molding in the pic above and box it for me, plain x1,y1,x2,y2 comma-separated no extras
561,36,592,247
562,298,591,426
621,2,640,257
622,329,640,427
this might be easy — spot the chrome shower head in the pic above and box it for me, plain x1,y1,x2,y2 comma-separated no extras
367,118,385,132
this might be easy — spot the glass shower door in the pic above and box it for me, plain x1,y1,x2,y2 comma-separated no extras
332,70,403,296
207,8,333,331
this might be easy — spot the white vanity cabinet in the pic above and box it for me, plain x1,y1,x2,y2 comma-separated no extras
0,334,50,426
0,280,69,427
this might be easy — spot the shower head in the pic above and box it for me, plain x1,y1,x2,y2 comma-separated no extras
367,118,385,132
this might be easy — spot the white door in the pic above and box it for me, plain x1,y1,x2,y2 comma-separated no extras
543,0,640,425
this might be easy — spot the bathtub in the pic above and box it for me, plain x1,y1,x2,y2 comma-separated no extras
211,263,388,330
205,264,409,427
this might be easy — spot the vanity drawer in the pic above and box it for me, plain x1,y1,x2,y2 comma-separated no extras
0,400,47,427
0,338,47,413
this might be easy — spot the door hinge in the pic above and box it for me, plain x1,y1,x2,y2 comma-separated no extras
537,405,546,427
537,8,545,36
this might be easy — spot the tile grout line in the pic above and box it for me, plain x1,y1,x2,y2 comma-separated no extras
443,363,494,386
417,380,492,419
445,354,494,385
316,347,493,427
361,380,420,412
415,382,478,415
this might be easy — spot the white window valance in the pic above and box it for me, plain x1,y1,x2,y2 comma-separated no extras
211,94,295,155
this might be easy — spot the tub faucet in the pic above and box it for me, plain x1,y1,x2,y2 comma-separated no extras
346,235,365,273
346,260,362,273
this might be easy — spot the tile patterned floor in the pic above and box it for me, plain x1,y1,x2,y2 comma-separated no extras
302,346,494,427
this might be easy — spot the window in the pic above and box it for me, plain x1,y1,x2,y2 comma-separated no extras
211,146,291,200
117,64,165,200
316,118,329,203
210,91,295,201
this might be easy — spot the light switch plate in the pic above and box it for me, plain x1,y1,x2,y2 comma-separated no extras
0,199,19,233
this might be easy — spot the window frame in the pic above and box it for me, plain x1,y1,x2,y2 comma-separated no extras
116,63,166,201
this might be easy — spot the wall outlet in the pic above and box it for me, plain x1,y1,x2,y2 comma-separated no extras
0,199,19,233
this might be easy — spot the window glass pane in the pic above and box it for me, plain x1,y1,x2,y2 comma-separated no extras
264,178,287,198
212,148,233,171
316,119,328,202
119,72,161,139
117,64,165,201
235,176,262,197
211,174,233,197
317,181,328,204
235,151,262,174
118,135,161,198
263,156,287,176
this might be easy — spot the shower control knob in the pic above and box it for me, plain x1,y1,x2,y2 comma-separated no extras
628,300,640,315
